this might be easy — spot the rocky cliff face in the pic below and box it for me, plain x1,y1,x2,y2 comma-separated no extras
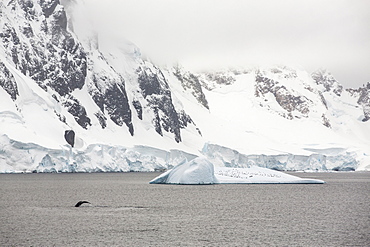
312,69,370,122
1,0,90,128
0,0,197,142
179,65,368,130
255,72,312,119
0,61,18,100
173,66,209,109
86,51,133,134
347,82,370,122
137,64,194,142
312,69,343,96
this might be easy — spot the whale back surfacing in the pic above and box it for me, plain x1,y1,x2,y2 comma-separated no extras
75,201,90,207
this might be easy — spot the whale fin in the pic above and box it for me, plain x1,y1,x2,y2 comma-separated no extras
75,201,90,207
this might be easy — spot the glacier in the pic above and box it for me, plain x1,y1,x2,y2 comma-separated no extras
201,143,359,172
0,134,363,173
0,0,369,173
149,157,325,184
0,134,197,173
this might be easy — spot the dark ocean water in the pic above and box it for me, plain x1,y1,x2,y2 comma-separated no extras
0,172,369,246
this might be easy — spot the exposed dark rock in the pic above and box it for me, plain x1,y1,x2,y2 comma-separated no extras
22,23,33,38
138,65,191,142
255,73,311,117
138,66,165,98
0,0,199,142
50,5,68,44
54,110,66,123
104,83,133,135
173,66,209,109
62,95,91,129
1,0,88,128
89,73,133,135
270,66,298,79
1,23,20,46
39,0,59,18
318,91,328,109
152,106,163,137
357,82,370,122
132,99,143,120
0,61,19,101
205,72,235,86
17,0,36,20
347,82,370,122
150,94,181,142
305,85,328,109
312,69,343,96
40,19,48,32
13,0,87,93
19,0,34,13
255,73,275,96
95,112,107,129
274,86,310,115
64,130,75,147
177,110,194,128
322,114,331,128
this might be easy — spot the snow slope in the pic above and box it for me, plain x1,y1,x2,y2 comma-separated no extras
168,67,370,171
0,0,369,172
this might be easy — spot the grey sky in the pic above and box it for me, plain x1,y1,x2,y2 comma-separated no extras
79,0,369,88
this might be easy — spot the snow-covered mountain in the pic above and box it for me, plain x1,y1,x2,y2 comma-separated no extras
0,0,369,172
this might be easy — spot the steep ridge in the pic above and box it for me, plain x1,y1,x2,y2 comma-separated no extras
0,0,369,172
0,0,198,145
167,66,370,171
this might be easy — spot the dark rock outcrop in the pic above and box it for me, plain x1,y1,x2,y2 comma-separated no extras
132,99,143,120
173,66,209,109
255,73,311,119
89,73,133,134
0,61,19,101
0,0,197,142
312,69,343,96
322,114,331,128
347,82,370,122
39,0,59,18
358,83,370,121
1,0,89,128
84,48,134,134
62,95,91,129
205,72,236,86
138,65,194,142
64,130,75,147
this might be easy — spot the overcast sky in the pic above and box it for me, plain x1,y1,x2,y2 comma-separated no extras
78,0,369,88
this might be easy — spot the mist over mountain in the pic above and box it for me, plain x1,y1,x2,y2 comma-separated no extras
0,0,369,172
61,0,370,89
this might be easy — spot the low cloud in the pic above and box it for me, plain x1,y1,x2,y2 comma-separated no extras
67,0,369,88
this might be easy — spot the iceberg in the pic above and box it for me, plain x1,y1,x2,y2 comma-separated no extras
150,157,217,184
149,157,325,184
214,166,325,184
